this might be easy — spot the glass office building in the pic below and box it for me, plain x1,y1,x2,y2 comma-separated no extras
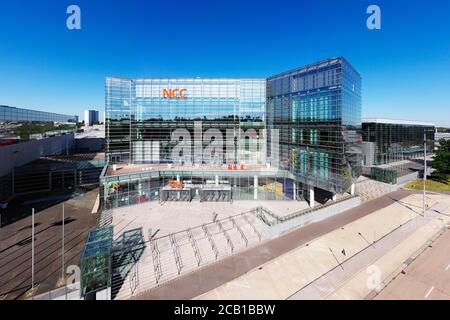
102,57,363,208
362,118,435,165
105,77,266,164
266,57,362,194
0,105,77,146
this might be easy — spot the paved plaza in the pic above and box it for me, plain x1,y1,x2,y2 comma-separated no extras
111,200,310,240
110,199,310,299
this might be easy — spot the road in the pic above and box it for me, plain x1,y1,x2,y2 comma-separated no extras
0,189,98,299
375,226,450,300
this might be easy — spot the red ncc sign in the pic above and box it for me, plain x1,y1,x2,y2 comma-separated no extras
162,88,187,99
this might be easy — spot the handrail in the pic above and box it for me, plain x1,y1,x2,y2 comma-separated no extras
230,216,248,247
187,228,202,267
169,234,183,275
217,220,234,253
202,224,219,260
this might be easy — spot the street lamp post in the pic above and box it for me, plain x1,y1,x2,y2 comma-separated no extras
62,203,65,280
31,208,35,290
423,130,428,216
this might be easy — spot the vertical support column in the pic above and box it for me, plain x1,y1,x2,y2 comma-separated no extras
215,175,219,186
293,182,296,200
309,187,315,208
194,121,203,164
350,183,355,195
12,167,15,195
254,176,258,200
176,175,180,182
260,129,267,164
138,179,142,197
104,183,108,207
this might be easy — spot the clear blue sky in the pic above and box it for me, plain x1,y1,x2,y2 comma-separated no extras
0,0,449,126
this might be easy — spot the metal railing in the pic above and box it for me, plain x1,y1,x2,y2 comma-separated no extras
217,220,234,253
187,228,202,267
150,240,162,284
169,233,183,275
229,216,248,247
202,224,219,260
243,215,261,242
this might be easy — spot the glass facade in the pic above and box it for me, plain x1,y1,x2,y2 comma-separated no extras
0,105,77,146
100,168,294,209
105,78,266,164
266,57,362,194
362,120,435,165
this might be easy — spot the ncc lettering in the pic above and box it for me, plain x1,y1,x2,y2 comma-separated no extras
163,88,187,99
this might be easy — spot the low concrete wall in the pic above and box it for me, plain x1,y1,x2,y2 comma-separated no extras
396,171,419,186
0,134,74,177
254,196,362,238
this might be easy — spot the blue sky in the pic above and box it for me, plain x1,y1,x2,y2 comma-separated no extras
0,0,449,126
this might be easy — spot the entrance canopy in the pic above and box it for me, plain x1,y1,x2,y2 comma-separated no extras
80,226,113,298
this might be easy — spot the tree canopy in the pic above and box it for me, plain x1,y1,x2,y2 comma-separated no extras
431,139,450,182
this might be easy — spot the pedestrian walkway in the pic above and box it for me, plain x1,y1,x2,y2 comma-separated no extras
289,202,448,299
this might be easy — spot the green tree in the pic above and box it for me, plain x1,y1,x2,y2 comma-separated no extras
431,139,450,182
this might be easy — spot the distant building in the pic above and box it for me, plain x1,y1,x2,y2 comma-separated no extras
0,105,77,146
84,109,99,126
361,118,435,166
0,105,78,203
435,132,450,143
